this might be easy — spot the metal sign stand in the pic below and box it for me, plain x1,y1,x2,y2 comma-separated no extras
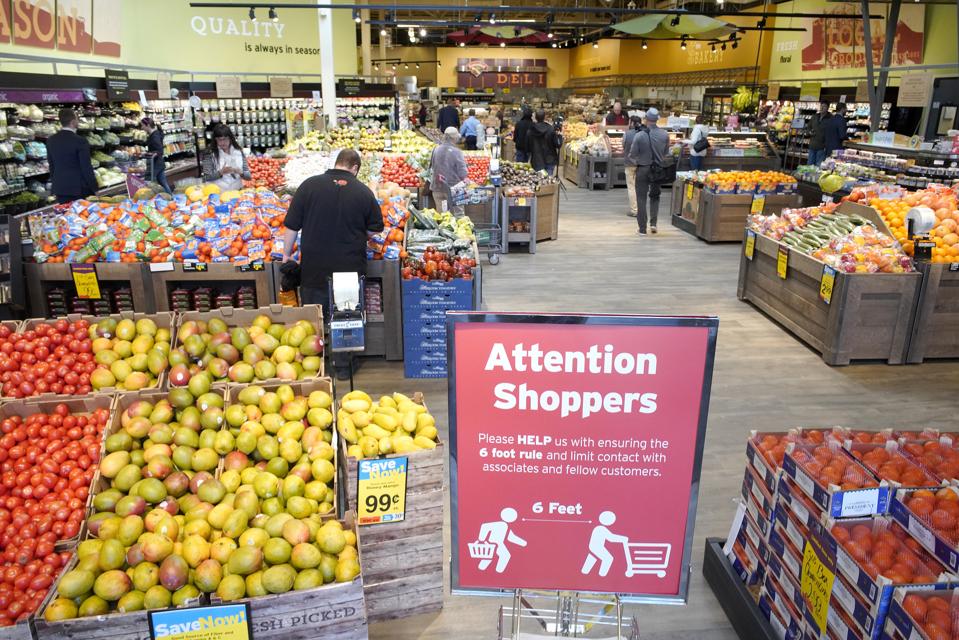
500,590,636,639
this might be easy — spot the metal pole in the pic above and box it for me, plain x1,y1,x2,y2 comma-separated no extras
873,0,901,131
860,0,879,129
511,589,521,640
317,7,337,128
616,595,623,640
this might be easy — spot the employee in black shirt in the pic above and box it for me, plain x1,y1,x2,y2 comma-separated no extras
281,149,384,316
46,107,98,203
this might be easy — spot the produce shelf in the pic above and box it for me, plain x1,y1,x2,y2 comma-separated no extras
149,262,274,313
500,194,537,255
24,262,155,316
737,215,921,365
703,538,780,640
365,258,404,361
906,261,959,363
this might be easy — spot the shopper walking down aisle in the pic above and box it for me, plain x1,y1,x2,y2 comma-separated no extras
140,117,172,194
437,98,460,132
623,113,645,218
628,108,669,235
46,108,98,204
281,149,382,378
429,127,468,215
805,101,830,166
527,110,561,176
605,100,629,127
514,106,533,162
688,115,710,171
460,109,482,150
418,102,429,127
202,124,250,191
823,103,848,161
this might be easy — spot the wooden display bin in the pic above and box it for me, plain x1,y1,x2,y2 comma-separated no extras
338,393,445,622
737,230,921,365
906,262,959,363
535,182,560,242
176,304,325,381
25,262,155,316
20,311,175,395
696,191,803,243
149,262,275,312
670,180,703,237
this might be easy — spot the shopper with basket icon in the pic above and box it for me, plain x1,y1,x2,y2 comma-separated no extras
470,508,527,574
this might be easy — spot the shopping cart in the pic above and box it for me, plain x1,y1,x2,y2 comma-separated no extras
474,222,503,265
623,542,671,578
469,540,497,560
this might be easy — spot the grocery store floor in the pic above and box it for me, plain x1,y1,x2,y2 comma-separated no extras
354,182,959,640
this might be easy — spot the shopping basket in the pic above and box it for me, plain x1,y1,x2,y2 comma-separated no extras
623,542,670,578
468,541,496,560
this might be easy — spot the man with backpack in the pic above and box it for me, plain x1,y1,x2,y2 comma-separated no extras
627,108,670,235
527,109,561,176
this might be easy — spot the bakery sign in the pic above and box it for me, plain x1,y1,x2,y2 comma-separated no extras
456,58,547,90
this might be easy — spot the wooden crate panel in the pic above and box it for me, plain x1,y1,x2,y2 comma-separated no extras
342,442,445,512
738,230,920,365
364,573,444,622
361,530,444,580
0,620,35,640
907,263,959,362
242,577,368,640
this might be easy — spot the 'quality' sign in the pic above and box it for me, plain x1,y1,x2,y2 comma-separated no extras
448,313,718,601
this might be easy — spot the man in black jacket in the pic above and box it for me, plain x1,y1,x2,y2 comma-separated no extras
527,109,560,175
46,108,98,204
514,106,533,163
436,98,460,132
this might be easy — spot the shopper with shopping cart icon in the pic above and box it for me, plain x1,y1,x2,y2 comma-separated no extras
581,511,672,579
470,508,527,573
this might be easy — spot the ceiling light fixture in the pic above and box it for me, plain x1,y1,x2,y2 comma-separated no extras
416,63,420,69
437,60,441,67
711,44,716,52
391,64,396,70
459,41,465,47
721,42,727,50
352,9,360,23
548,32,554,38
419,27,427,37
248,7,256,21
373,64,378,71
268,7,278,22
593,41,599,48
489,13,496,24
379,28,387,36
757,17,767,28
474,12,482,23
514,26,521,37
500,41,506,47
641,39,648,49
404,63,409,69
732,40,738,49
670,15,680,27
551,42,557,48
680,36,687,50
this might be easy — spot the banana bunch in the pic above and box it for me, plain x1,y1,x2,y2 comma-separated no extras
336,390,440,459
732,86,760,113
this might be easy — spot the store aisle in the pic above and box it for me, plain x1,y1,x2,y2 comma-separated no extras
356,184,959,640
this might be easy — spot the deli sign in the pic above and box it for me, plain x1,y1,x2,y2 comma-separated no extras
456,58,547,90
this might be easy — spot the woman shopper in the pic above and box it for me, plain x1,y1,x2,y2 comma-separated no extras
202,124,251,191
429,127,468,215
688,115,710,171
140,118,172,194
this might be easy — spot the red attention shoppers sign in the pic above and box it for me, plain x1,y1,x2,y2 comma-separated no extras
448,314,718,601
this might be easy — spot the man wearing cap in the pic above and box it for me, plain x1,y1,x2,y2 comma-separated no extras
627,107,670,235
46,107,98,203
429,127,468,215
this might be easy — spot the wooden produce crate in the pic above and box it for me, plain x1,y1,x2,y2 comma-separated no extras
737,230,921,365
149,262,275,312
211,513,368,640
225,377,338,519
906,262,959,363
696,191,802,243
174,304,324,383
35,553,203,640
25,262,155,316
338,393,445,622
20,311,176,396
0,394,115,551
534,182,559,242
